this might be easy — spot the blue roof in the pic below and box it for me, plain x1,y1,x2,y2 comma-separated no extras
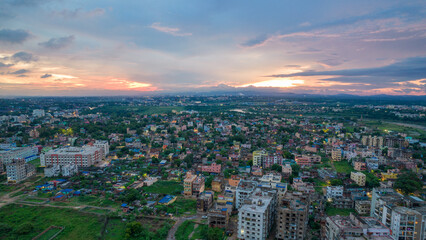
121,203,128,207
62,189,73,193
56,179,66,182
55,195,64,198
159,195,175,204
221,208,228,211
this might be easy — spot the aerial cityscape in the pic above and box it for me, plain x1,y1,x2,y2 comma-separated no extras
0,1,425,240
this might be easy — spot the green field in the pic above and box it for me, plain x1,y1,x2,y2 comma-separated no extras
175,220,196,240
333,161,354,174
142,181,183,195
361,120,426,140
326,207,356,216
0,204,104,240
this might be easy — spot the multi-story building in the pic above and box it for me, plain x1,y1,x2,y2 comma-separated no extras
32,109,45,118
238,188,277,240
197,191,214,212
0,146,38,165
282,163,292,175
390,206,426,240
355,200,371,215
253,150,267,167
184,172,197,195
212,177,223,192
6,158,35,183
236,179,257,209
183,172,205,196
259,173,282,188
326,186,344,200
295,154,321,166
362,135,384,148
45,164,78,177
276,191,308,240
325,213,392,240
354,161,367,171
41,146,102,167
208,208,229,229
292,178,315,194
93,140,109,157
199,162,221,174
351,172,366,186
331,148,342,161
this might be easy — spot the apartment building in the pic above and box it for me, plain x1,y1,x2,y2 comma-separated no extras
6,158,35,183
355,200,371,215
326,186,344,200
208,208,229,229
276,191,309,240
259,173,282,188
331,148,342,161
351,171,366,186
41,146,102,167
237,188,277,240
325,213,392,240
183,172,205,196
295,154,321,166
0,146,38,165
199,162,221,174
93,140,109,157
236,179,257,209
197,191,214,212
390,206,426,240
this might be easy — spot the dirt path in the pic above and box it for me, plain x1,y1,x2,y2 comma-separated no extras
188,224,199,239
167,214,200,240
0,187,25,208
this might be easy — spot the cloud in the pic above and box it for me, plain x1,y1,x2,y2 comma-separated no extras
40,73,52,78
0,62,14,68
267,57,426,83
10,69,29,75
149,22,192,36
53,8,105,18
0,29,31,44
11,51,37,62
318,59,345,67
38,35,75,49
240,34,269,48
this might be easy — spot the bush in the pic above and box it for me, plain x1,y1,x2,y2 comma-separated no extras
15,223,34,235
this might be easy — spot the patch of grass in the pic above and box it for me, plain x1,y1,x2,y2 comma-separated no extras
326,207,356,216
37,227,62,240
21,197,46,203
0,204,104,240
28,158,40,167
334,161,354,174
175,220,195,240
142,181,183,195
104,218,127,240
191,224,208,240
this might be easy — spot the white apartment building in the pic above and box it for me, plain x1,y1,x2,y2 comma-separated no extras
238,188,277,240
94,140,109,157
0,146,38,164
41,146,102,167
390,206,425,240
351,171,366,186
326,186,344,200
236,180,257,209
6,158,35,183
32,109,45,118
259,173,282,188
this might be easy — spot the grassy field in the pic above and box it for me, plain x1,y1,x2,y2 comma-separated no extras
28,158,41,167
175,220,196,240
0,204,104,240
361,120,426,140
326,207,356,216
143,181,183,195
334,161,354,174
104,218,127,240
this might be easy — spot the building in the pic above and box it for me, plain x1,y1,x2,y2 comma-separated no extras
370,188,405,226
282,163,292,175
93,140,109,157
295,154,321,166
326,186,343,200
32,109,45,118
197,191,214,212
259,173,282,188
354,161,367,171
192,175,205,197
200,162,221,174
6,158,35,183
238,188,277,240
325,213,392,240
351,172,366,186
0,146,38,165
292,178,315,194
253,150,267,167
208,208,229,229
390,206,426,240
41,146,102,167
184,172,197,195
276,191,309,240
235,179,257,209
355,200,371,215
158,195,177,205
331,148,342,161
212,177,223,192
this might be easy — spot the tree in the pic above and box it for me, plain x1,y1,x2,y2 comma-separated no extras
125,221,144,238
271,164,282,172
330,179,343,186
394,172,422,195
207,227,223,240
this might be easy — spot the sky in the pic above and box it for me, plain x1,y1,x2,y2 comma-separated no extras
0,0,425,96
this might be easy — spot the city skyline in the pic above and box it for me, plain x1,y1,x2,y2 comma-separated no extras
0,0,425,96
